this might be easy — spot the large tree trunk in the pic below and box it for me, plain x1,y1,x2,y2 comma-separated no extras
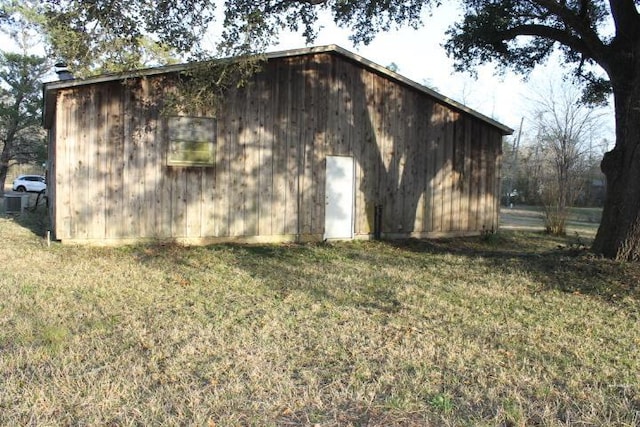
0,143,10,196
592,74,640,260
0,168,7,196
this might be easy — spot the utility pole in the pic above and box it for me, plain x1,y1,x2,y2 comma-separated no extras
507,117,524,207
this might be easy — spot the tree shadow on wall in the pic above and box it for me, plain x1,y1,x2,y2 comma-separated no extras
44,52,503,244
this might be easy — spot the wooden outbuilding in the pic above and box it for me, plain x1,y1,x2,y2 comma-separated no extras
43,45,513,245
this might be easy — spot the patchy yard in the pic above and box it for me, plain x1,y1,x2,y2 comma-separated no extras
0,208,638,426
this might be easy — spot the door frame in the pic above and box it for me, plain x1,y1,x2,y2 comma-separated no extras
324,155,355,240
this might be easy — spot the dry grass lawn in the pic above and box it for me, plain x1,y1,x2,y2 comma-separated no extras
0,208,639,426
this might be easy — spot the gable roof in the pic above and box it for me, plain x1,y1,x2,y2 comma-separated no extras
43,44,513,135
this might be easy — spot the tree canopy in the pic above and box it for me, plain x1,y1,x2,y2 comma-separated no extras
1,0,213,74
0,50,48,194
0,1,630,88
2,1,632,101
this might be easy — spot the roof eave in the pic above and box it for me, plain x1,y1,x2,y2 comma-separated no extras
42,44,515,135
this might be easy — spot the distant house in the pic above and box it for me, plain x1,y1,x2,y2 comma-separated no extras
43,45,513,245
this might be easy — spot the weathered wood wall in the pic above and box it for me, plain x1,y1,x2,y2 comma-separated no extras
50,51,503,243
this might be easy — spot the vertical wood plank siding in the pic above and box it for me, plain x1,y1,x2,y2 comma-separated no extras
51,52,503,243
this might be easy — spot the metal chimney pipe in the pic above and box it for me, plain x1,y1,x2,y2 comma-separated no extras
54,62,74,81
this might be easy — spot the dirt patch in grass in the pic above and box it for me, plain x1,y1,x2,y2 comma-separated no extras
0,212,638,426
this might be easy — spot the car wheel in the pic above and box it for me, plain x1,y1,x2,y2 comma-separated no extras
16,186,26,192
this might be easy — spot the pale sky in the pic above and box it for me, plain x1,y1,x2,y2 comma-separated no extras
197,2,614,143
199,3,531,129
4,2,615,146
261,4,615,145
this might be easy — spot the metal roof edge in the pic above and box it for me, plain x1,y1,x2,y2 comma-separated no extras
42,45,339,92
43,44,514,135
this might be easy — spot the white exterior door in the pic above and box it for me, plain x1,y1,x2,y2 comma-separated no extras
324,156,355,240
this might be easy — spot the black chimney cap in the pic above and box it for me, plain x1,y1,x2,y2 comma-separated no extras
54,62,74,81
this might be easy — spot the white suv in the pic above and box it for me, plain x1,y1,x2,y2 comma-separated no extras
12,175,46,193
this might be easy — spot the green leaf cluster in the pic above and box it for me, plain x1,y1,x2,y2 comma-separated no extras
2,0,214,76
163,54,266,117
0,0,627,107
444,1,615,104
